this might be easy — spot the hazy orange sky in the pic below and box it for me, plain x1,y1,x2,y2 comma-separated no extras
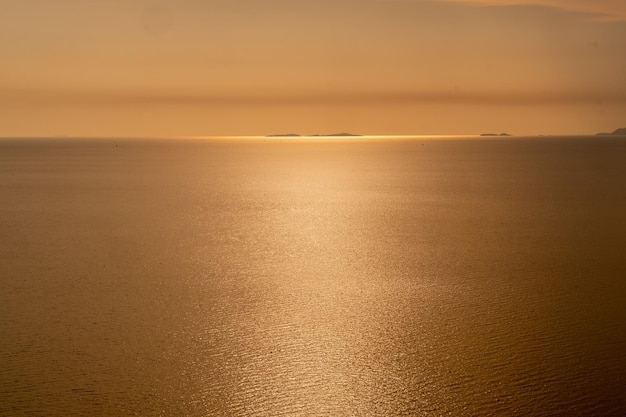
1,0,625,136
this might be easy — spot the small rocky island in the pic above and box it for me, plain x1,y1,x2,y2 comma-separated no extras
310,133,361,137
480,133,512,137
596,128,626,136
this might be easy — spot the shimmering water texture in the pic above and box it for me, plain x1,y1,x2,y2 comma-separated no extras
1,136,625,416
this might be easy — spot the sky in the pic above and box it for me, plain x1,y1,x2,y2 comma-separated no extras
1,0,625,136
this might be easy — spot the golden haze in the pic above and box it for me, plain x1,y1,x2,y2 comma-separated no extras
1,0,625,136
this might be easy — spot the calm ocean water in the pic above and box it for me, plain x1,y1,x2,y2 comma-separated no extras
1,136,625,416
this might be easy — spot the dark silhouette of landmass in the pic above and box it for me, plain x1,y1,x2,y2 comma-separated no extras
266,132,361,137
596,128,626,136
480,133,512,137
310,133,361,137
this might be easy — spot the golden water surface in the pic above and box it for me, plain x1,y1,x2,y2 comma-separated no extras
1,136,625,416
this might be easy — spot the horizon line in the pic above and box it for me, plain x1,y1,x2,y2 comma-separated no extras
2,133,624,140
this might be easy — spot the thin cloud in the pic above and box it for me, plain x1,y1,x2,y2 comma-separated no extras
437,0,626,20
3,87,626,107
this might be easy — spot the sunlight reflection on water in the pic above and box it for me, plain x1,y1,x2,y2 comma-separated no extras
1,137,625,416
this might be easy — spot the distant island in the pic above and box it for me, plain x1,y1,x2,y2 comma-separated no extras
596,128,626,136
266,133,361,137
480,133,512,137
310,133,361,137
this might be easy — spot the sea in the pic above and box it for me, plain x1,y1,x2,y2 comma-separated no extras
1,135,625,416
